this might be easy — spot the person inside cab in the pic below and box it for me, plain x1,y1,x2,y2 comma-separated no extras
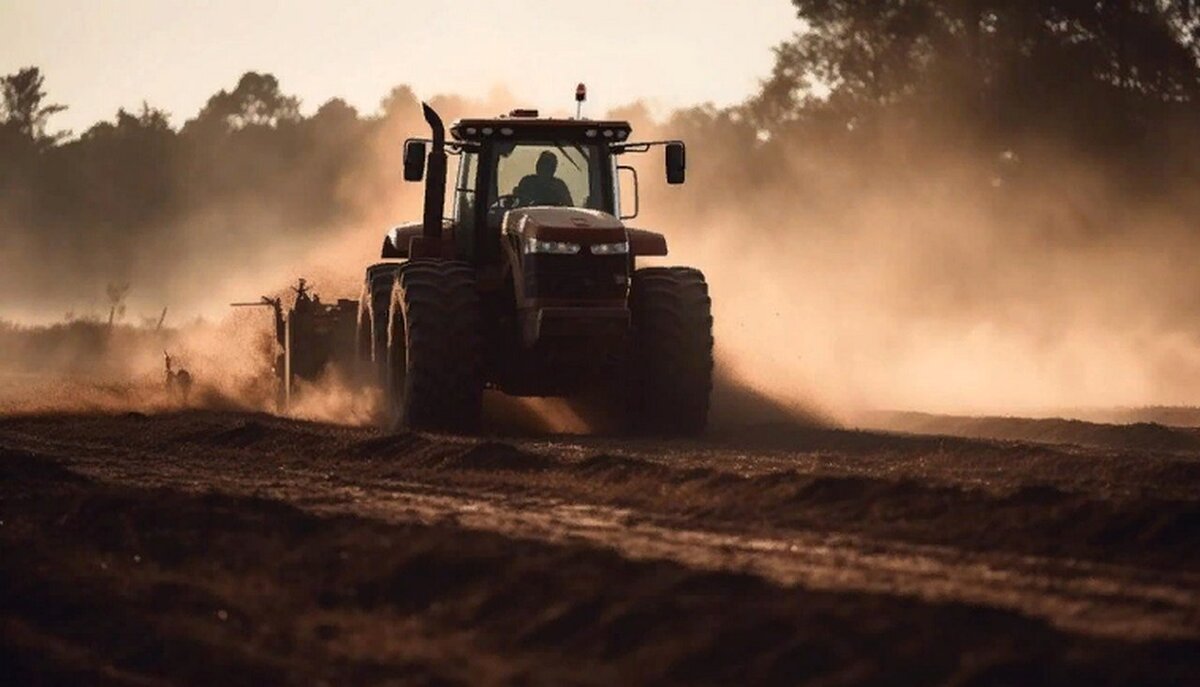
513,151,574,207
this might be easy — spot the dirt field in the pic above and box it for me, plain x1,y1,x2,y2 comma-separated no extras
2,410,1199,685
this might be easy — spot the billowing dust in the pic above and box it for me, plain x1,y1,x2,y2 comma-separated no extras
622,116,1200,421
5,90,1200,428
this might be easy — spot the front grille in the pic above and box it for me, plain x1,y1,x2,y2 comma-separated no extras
526,253,628,300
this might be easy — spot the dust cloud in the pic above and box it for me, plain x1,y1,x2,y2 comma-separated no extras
665,199,1200,422
6,85,1200,427
621,111,1200,422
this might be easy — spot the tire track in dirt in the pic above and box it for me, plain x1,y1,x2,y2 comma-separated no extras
7,449,1195,686
4,414,1196,643
254,482,1200,642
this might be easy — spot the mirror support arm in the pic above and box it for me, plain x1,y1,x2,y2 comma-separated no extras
405,137,479,153
610,139,684,154
618,165,639,220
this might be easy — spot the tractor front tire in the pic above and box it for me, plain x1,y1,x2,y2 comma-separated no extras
627,267,714,436
385,260,484,433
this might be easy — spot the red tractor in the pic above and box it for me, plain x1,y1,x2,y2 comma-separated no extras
357,96,712,435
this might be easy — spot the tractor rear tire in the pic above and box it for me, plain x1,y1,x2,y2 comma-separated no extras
355,296,374,383
626,267,714,436
386,260,484,433
357,265,399,386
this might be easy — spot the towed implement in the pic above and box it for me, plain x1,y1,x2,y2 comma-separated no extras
233,279,357,409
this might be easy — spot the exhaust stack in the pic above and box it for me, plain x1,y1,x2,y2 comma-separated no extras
421,103,447,240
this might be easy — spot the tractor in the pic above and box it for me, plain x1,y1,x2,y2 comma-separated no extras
357,90,713,435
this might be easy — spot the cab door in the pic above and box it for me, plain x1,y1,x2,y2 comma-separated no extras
453,151,479,261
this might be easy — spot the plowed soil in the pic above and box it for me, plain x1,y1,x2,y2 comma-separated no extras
2,410,1199,685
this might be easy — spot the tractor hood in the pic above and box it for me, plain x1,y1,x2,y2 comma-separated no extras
502,207,626,244
502,207,668,256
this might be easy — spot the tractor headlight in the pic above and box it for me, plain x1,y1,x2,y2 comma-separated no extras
589,241,629,255
524,237,581,255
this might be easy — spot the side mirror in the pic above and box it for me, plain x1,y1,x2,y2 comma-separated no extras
403,140,427,182
665,142,686,184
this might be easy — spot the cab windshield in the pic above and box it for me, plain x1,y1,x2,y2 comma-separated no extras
489,142,607,213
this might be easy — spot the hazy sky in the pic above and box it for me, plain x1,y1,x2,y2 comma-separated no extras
1,1,801,135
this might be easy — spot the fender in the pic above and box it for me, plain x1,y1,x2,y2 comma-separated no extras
627,228,668,257
381,220,454,259
408,235,456,259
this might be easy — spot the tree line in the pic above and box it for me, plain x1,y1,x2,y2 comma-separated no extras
4,0,1200,317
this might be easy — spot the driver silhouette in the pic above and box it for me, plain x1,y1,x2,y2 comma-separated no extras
513,151,574,207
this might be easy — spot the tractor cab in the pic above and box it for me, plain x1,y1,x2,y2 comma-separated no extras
452,114,627,221
392,106,685,267
448,114,629,265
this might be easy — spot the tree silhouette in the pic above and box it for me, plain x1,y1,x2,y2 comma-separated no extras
189,71,301,132
759,3,1199,119
0,67,68,145
747,1,1200,188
